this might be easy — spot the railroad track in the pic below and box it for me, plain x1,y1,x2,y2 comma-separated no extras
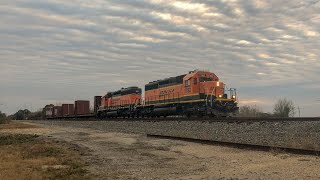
147,134,320,155
112,117,320,122
51,116,320,122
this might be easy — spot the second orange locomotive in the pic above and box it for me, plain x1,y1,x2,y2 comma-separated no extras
97,70,238,118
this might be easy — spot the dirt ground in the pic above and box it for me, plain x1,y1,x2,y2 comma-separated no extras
0,122,90,180
2,121,320,179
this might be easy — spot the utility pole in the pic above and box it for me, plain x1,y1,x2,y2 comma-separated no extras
298,106,301,117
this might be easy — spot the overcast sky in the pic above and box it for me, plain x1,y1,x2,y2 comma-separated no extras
1,0,320,116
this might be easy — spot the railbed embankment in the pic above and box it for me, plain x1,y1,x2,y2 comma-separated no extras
32,119,320,151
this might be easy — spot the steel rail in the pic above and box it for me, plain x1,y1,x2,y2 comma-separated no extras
47,116,320,122
147,134,320,154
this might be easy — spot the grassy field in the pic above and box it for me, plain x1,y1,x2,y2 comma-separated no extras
0,121,37,130
0,123,91,180
0,118,10,125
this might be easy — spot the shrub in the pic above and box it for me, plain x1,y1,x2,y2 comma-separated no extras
238,105,265,117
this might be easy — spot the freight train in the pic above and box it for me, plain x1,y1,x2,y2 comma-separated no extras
97,70,238,118
44,70,239,119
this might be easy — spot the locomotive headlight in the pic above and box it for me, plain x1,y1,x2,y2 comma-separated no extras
219,95,223,98
217,82,220,86
232,95,236,99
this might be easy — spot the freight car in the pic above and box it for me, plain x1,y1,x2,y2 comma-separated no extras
75,100,90,115
43,104,54,118
53,106,63,118
97,70,238,118
44,100,94,119
62,104,74,117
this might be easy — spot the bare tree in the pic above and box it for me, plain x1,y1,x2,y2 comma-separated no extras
273,98,295,117
238,105,264,117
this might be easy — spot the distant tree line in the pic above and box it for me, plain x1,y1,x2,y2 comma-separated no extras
0,111,7,120
238,98,296,118
0,111,8,124
10,109,43,120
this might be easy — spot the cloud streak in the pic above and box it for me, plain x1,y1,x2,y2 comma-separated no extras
0,0,319,116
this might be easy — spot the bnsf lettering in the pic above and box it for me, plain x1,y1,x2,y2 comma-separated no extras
160,89,175,96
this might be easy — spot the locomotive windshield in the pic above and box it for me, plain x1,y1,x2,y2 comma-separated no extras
200,77,214,82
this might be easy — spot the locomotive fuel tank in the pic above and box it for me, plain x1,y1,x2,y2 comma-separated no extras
153,106,177,116
106,110,118,117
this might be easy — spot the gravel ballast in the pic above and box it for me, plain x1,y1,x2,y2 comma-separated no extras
32,120,320,151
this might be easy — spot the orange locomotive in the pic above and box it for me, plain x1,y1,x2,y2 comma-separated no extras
98,87,142,118
97,70,238,118
143,70,238,117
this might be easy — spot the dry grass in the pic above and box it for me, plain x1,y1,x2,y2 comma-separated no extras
0,134,91,180
0,119,10,124
0,122,38,130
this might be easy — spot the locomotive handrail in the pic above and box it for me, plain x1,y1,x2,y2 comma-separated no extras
210,87,216,107
205,86,216,107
